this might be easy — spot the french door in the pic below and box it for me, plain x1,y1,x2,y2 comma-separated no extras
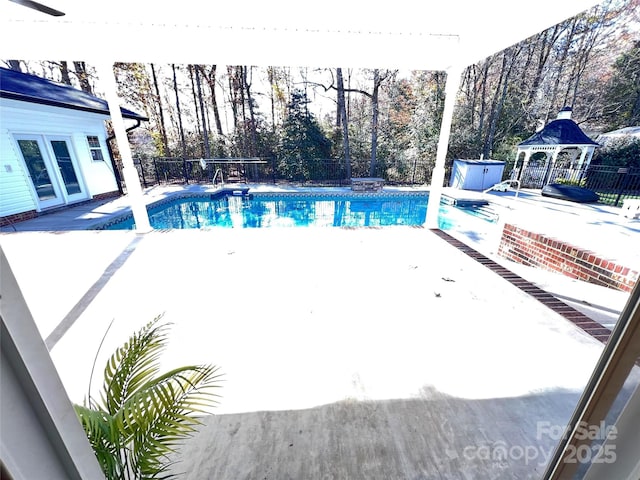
15,135,87,210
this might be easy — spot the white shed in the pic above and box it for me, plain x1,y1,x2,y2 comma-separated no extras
0,67,147,226
449,159,506,191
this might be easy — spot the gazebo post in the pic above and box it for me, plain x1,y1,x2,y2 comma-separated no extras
515,148,531,183
542,149,560,186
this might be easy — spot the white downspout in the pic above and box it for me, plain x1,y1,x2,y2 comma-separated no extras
96,61,152,233
425,65,463,229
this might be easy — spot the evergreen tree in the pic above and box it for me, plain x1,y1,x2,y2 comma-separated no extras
278,89,332,180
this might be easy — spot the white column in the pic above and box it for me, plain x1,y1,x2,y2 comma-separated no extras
517,149,530,182
576,147,589,169
425,65,463,229
95,61,152,233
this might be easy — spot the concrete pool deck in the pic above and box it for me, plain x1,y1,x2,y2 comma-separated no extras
1,184,639,478
3,226,637,479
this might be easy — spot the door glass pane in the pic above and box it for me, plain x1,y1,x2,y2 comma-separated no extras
50,140,81,195
17,139,57,200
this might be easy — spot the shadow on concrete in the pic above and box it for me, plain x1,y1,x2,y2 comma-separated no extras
170,387,588,480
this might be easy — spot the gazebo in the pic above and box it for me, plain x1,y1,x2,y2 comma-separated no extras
514,107,599,188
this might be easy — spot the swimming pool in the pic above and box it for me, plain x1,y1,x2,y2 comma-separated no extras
97,191,496,230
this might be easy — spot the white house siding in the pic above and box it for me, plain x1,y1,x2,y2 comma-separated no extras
0,98,119,218
0,113,36,217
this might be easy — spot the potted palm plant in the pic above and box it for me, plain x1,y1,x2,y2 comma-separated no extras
74,316,222,479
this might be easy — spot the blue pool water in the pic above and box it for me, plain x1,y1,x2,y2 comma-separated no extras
100,192,494,230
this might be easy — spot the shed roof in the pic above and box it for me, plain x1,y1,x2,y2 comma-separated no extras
519,118,599,147
0,67,147,121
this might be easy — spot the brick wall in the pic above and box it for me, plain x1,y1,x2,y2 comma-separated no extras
0,210,37,227
92,190,121,201
498,223,638,293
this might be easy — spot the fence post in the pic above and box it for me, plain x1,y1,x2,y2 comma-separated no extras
613,167,630,207
183,159,189,184
272,157,277,184
138,159,148,188
577,166,587,185
154,158,160,185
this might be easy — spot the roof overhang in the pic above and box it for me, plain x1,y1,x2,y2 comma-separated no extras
0,91,147,120
0,0,605,70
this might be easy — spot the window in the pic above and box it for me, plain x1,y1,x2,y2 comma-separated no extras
87,135,104,161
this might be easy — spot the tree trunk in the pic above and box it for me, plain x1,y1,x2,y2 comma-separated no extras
73,61,92,93
172,64,187,160
150,64,169,156
195,66,210,158
227,66,244,155
477,61,490,154
239,67,248,156
7,60,22,71
244,66,259,157
526,26,560,108
336,68,351,178
483,48,518,159
369,69,381,177
545,18,578,122
59,61,71,85
188,66,203,154
201,66,224,138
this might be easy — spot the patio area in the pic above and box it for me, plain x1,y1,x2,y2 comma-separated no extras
1,184,639,478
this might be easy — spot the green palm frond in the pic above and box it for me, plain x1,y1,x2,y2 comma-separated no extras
74,405,125,478
75,316,223,480
100,315,169,415
127,365,223,478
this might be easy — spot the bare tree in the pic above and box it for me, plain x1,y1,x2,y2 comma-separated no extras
73,61,93,93
195,66,210,158
483,46,521,158
188,65,204,155
336,67,351,178
5,60,22,71
59,61,72,85
172,64,187,160
150,64,169,155
243,66,259,156
199,65,224,141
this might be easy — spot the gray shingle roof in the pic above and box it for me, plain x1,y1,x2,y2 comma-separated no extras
0,66,148,121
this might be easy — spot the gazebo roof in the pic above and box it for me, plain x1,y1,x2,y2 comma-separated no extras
519,111,598,147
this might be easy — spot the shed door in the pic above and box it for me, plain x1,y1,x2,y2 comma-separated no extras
16,136,65,210
15,135,88,210
48,137,86,202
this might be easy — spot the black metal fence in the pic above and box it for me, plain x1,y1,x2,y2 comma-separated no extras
512,164,640,206
129,157,438,188
583,165,640,206
128,157,639,207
